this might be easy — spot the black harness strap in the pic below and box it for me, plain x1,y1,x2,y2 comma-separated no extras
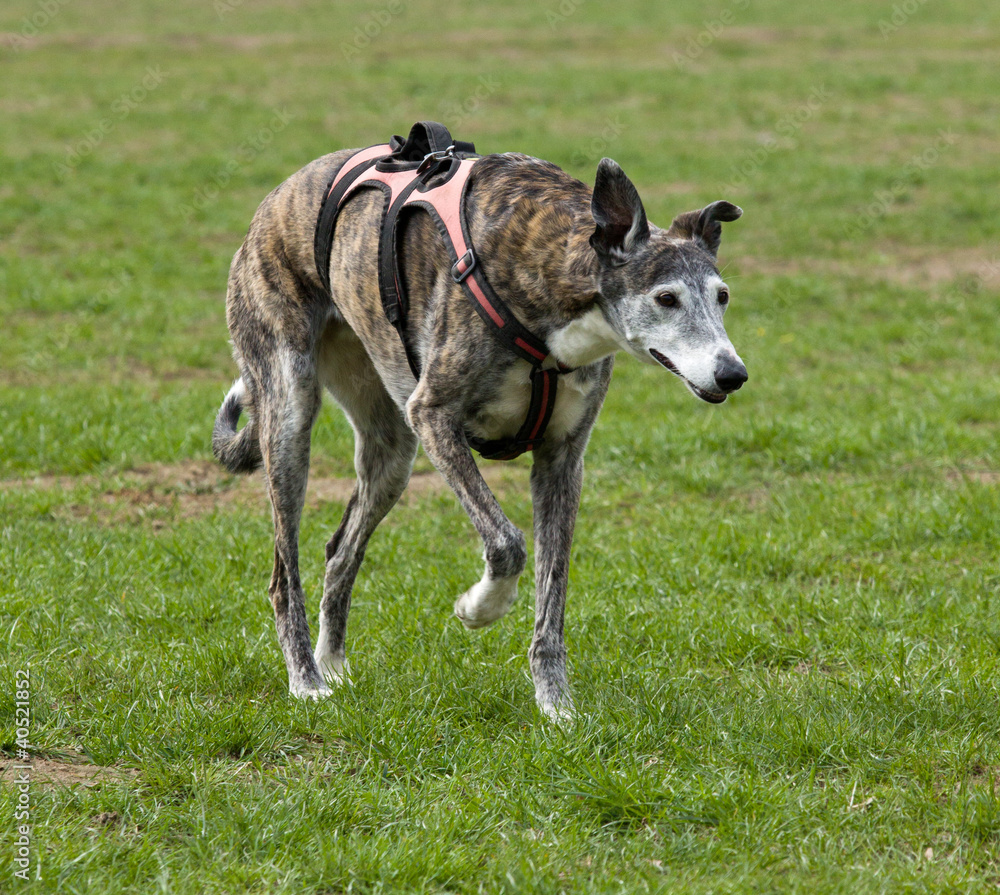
313,123,571,461
377,176,427,379
313,143,390,296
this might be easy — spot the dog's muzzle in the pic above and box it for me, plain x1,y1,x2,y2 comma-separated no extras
649,349,746,404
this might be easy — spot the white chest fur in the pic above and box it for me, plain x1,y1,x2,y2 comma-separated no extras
465,362,598,444
547,306,625,369
465,307,623,444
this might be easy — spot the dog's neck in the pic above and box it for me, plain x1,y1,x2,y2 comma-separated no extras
541,227,626,368
469,155,628,368
505,208,627,369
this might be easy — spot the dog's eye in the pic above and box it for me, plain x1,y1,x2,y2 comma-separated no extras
718,289,730,305
655,291,679,308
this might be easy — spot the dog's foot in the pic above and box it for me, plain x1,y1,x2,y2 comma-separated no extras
289,681,333,700
537,696,575,725
289,667,333,700
315,651,352,686
454,573,519,629
533,670,574,724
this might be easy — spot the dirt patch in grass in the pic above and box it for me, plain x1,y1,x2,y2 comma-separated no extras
739,247,1000,288
4,459,529,527
1,32,305,52
734,486,773,512
966,765,1000,792
0,758,137,789
791,661,839,675
943,468,1000,485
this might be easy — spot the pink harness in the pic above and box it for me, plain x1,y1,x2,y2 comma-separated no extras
313,123,570,461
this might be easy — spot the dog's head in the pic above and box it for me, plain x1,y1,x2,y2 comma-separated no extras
589,158,747,403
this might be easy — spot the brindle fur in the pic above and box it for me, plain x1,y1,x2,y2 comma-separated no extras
213,139,746,720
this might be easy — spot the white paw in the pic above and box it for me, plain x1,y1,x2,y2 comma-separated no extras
289,681,333,700
538,698,575,725
454,573,519,629
315,651,352,686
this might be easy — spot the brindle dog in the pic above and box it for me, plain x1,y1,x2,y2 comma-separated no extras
213,140,746,720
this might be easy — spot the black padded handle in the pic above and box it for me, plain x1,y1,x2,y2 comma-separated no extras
388,121,475,161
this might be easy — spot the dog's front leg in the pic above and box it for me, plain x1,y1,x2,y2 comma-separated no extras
407,391,527,630
528,437,587,721
528,360,613,721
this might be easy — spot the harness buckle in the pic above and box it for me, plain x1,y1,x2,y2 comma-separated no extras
416,145,456,174
451,249,476,283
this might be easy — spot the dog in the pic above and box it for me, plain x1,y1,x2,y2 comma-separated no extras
212,125,746,720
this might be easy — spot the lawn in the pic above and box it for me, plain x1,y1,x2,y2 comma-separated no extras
1,0,1000,891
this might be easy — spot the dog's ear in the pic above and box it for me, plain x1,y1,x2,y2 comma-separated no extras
666,200,742,257
590,158,649,266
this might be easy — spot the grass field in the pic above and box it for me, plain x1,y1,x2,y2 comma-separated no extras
2,0,1000,891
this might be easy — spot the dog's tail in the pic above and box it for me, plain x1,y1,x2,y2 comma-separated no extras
212,379,263,474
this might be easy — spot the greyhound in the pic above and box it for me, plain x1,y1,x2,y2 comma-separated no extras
212,126,746,720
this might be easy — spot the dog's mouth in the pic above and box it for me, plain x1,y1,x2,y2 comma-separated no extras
649,349,727,404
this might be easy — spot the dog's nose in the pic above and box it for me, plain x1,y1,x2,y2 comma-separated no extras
714,356,748,392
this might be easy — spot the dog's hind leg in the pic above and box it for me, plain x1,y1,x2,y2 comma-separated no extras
256,350,328,699
314,327,418,685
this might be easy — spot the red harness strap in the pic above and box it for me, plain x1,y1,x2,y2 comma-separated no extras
314,130,570,461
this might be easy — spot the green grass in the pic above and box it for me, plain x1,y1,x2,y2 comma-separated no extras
2,0,1000,891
